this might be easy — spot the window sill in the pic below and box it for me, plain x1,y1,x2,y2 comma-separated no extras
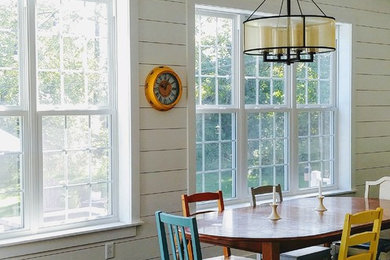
0,220,143,259
224,189,357,210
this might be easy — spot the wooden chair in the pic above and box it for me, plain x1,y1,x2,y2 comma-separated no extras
365,176,390,200
181,191,231,257
155,211,251,260
250,184,283,207
338,207,383,260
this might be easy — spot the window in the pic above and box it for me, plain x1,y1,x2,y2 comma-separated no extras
194,8,343,202
0,0,134,240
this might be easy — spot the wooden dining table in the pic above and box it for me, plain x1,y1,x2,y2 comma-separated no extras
195,196,390,260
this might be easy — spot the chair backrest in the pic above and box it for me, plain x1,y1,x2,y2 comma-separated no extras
181,191,231,257
155,211,203,260
365,176,390,199
181,190,224,217
338,207,383,260
250,184,283,207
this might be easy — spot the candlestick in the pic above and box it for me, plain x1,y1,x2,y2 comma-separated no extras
315,195,327,212
268,203,281,220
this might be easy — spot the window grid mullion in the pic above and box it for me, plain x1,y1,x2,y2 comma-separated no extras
201,114,205,192
59,5,65,105
272,113,276,185
218,114,221,190
64,116,70,221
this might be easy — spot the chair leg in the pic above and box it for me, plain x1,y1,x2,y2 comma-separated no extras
223,246,231,257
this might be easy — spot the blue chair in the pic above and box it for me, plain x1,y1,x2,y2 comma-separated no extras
155,211,252,260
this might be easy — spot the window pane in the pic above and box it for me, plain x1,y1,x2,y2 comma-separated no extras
298,111,334,189
196,14,233,106
296,53,333,106
0,0,20,106
221,170,234,198
245,57,286,106
247,112,288,189
42,114,112,225
0,116,23,232
36,0,110,107
196,113,236,199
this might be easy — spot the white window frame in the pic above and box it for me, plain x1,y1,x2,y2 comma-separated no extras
0,0,141,257
188,3,352,206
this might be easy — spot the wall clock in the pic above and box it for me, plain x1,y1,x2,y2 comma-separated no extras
145,66,182,111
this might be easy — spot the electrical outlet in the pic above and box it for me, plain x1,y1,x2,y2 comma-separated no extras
105,242,115,259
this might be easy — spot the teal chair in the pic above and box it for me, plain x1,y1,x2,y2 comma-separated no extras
155,211,251,260
155,211,202,260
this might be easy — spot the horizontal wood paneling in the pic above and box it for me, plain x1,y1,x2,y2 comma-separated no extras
140,107,187,130
139,0,186,24
115,237,161,260
356,25,390,44
140,129,187,151
139,42,186,66
356,151,390,170
355,167,390,186
317,0,390,14
140,149,187,173
356,107,390,122
355,42,390,60
355,58,390,75
356,121,390,138
356,136,390,153
355,74,390,91
141,170,187,195
140,190,184,217
139,20,186,45
356,90,390,106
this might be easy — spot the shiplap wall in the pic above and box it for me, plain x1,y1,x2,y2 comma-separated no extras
7,0,390,259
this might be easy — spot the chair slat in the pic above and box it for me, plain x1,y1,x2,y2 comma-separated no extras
168,224,179,260
180,226,190,260
349,210,381,225
348,232,376,247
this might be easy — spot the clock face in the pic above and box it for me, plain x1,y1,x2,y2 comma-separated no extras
145,66,182,111
153,73,180,105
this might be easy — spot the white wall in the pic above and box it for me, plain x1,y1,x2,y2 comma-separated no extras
6,0,390,259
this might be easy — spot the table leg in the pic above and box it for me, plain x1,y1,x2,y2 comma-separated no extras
262,242,280,260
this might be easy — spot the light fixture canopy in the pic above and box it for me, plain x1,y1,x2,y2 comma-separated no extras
244,0,336,65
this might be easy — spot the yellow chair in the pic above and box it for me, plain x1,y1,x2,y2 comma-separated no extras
338,207,383,260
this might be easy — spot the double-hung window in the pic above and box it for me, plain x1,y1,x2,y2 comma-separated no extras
195,8,340,201
0,0,121,239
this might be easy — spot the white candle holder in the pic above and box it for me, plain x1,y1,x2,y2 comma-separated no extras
268,203,281,220
315,195,327,212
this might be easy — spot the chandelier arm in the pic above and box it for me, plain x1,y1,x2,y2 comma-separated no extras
246,0,268,21
311,0,327,16
278,0,285,16
296,0,303,15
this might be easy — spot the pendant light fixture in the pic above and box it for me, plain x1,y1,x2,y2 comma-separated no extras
243,0,336,65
